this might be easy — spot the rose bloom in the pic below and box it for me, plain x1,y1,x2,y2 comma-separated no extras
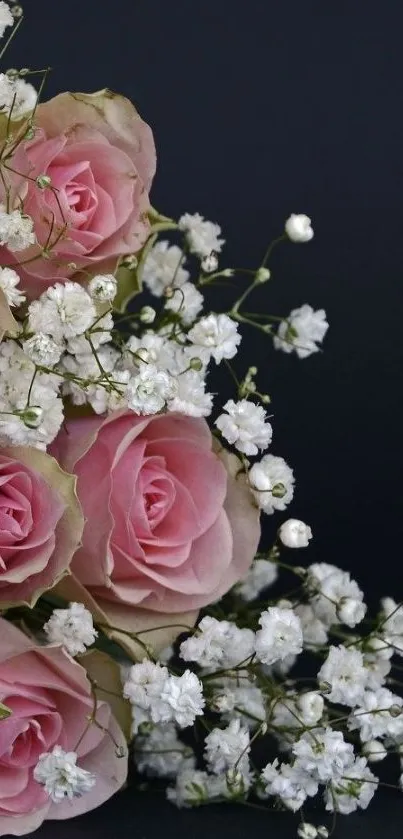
0,446,83,608
0,619,127,836
51,412,260,653
0,90,156,297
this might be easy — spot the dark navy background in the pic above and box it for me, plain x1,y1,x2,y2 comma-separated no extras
8,1,403,835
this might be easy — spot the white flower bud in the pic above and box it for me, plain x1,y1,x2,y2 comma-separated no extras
317,828,329,839
285,213,314,243
88,274,117,303
296,691,324,725
279,519,313,548
363,740,387,763
337,596,366,628
21,406,43,429
36,174,52,189
256,267,271,283
297,824,317,839
140,306,156,324
249,463,273,492
201,252,218,273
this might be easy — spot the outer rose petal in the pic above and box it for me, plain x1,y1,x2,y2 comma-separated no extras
0,620,128,835
0,448,84,609
37,90,156,191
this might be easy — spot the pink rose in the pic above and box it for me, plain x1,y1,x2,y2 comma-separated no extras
0,90,156,298
51,412,260,653
0,446,83,608
0,619,127,836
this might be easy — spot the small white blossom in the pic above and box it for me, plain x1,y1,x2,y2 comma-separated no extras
180,616,255,670
236,559,278,601
143,241,189,296
0,74,37,120
362,740,387,762
261,759,318,812
164,282,203,325
178,212,224,259
160,671,205,729
348,688,403,742
28,282,96,342
188,313,241,364
318,646,370,707
274,304,328,359
279,519,313,548
295,604,329,648
34,746,96,803
134,723,195,779
215,399,272,455
126,364,175,414
306,563,366,628
297,824,318,839
219,681,266,729
0,266,25,307
0,205,36,251
201,252,218,273
23,333,63,366
167,768,227,807
88,273,117,302
297,692,324,726
44,603,97,657
0,3,13,39
249,455,295,514
204,719,250,776
139,305,156,324
324,756,377,814
255,607,303,666
124,662,204,730
293,728,354,783
379,597,403,655
285,213,314,243
168,369,213,417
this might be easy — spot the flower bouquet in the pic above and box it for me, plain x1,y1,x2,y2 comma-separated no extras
0,5,401,838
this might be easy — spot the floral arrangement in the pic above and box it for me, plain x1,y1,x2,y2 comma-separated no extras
0,5,401,838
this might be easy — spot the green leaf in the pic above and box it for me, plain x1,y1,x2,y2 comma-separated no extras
0,702,12,720
113,263,142,314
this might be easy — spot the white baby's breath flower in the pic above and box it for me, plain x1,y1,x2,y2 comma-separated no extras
88,273,117,302
23,333,63,366
44,603,97,657
296,692,324,725
0,266,25,307
293,728,354,783
0,75,37,120
318,645,370,707
28,282,96,342
178,212,224,258
204,719,250,776
379,597,403,655
160,670,205,728
34,746,96,803
215,399,272,455
274,304,328,359
285,214,314,243
324,756,377,814
236,559,278,601
164,281,203,325
143,241,189,296
261,759,318,812
0,205,36,251
0,3,13,39
180,616,255,670
167,369,213,417
254,606,303,665
362,740,388,763
188,313,241,364
249,454,295,513
297,824,318,839
126,365,175,414
348,688,403,742
279,519,313,548
134,723,195,778
306,563,366,628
